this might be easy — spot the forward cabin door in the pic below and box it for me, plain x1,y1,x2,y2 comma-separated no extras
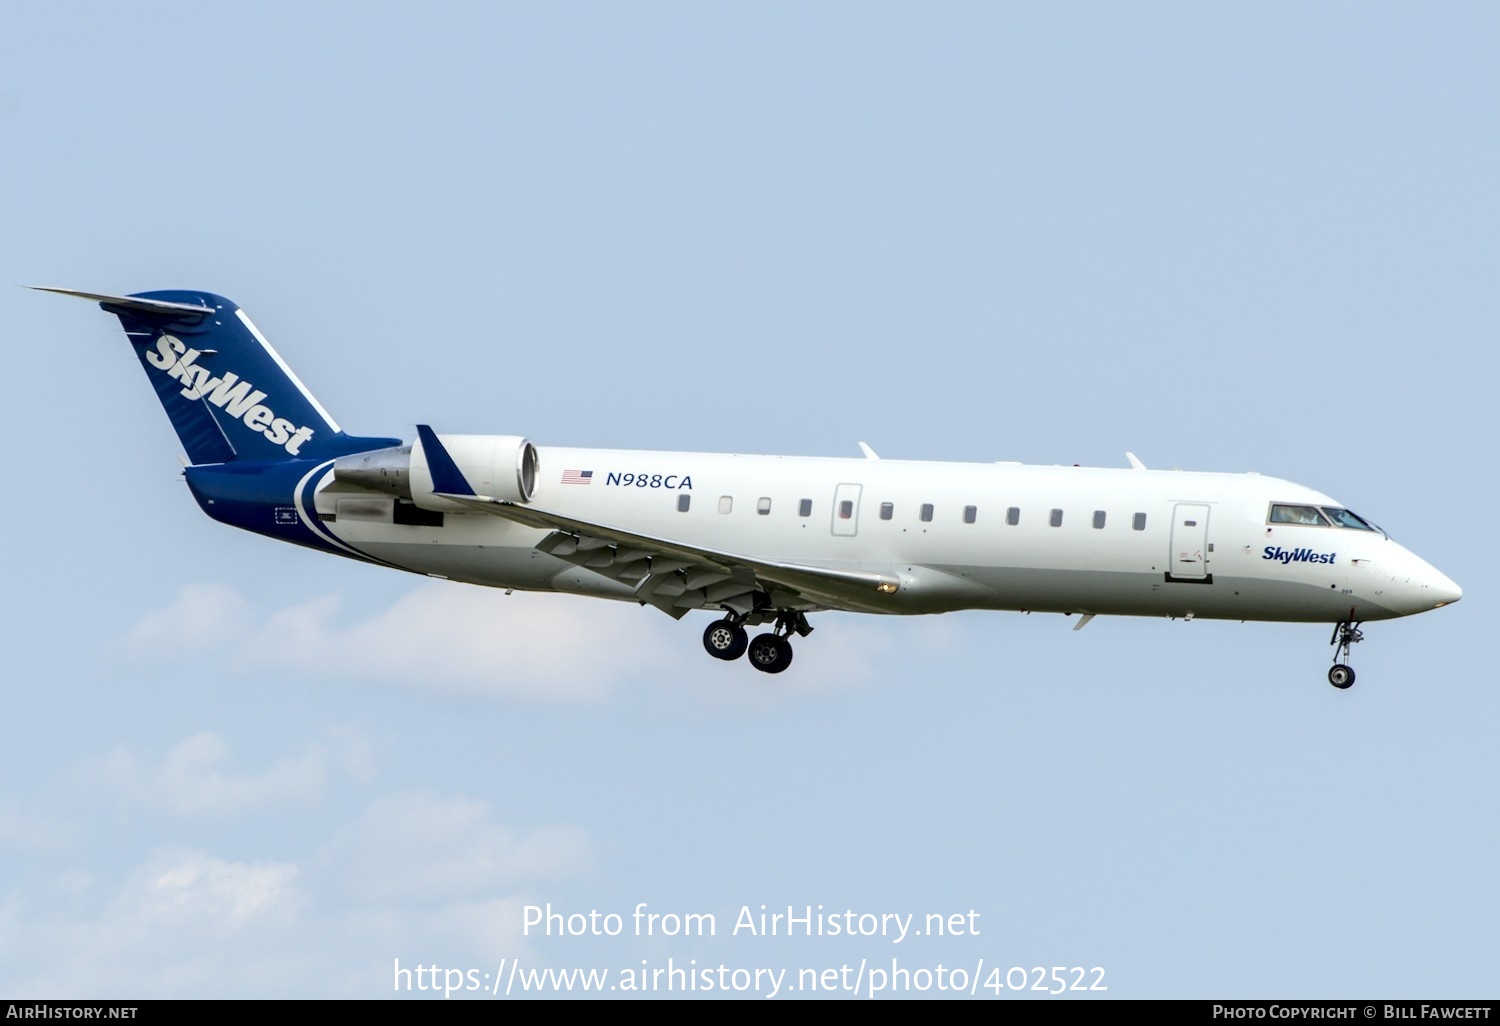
831,483,862,537
1168,503,1211,581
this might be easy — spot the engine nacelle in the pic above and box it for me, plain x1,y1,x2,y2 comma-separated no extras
410,433,539,510
331,445,413,498
332,434,539,511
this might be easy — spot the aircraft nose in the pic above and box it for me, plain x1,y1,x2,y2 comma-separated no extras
1409,557,1461,610
1386,547,1461,614
1428,570,1462,608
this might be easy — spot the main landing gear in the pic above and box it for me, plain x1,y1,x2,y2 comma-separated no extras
702,620,749,661
1328,619,1364,690
701,611,812,674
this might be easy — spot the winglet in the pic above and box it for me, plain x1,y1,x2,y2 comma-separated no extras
1125,452,1146,470
858,441,880,460
416,424,476,496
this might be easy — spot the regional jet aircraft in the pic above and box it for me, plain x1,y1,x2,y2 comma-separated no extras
37,288,1462,687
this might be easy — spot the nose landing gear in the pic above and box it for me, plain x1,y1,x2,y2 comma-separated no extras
1328,620,1364,689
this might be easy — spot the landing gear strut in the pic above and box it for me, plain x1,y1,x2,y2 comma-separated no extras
1328,619,1364,689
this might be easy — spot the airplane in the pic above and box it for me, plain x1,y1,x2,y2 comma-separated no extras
35,286,1462,688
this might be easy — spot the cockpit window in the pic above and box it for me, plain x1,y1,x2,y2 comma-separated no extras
1320,507,1376,530
1269,504,1331,526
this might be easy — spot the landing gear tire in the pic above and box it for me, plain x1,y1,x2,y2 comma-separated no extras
703,620,749,661
1328,664,1355,689
747,633,793,674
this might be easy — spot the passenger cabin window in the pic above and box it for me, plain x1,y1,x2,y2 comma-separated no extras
1269,503,1329,526
718,496,733,515
757,497,771,516
838,500,854,520
963,505,978,524
920,503,934,523
1132,512,1147,531
880,502,894,521
677,494,691,513
1006,507,1020,526
1093,510,1106,529
1050,508,1063,527
798,499,813,517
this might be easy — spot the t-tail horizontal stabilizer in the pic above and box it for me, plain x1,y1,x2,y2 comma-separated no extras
37,286,400,466
29,286,216,318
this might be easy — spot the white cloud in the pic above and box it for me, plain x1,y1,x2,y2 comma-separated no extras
317,790,594,904
119,848,301,930
120,583,682,703
116,576,942,705
68,728,367,819
0,794,73,855
423,896,535,959
0,732,597,995
0,783,595,997
118,583,253,655
0,848,303,997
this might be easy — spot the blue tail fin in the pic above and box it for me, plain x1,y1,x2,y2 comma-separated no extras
37,288,399,464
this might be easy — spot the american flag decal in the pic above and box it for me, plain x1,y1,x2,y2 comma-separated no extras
561,469,594,485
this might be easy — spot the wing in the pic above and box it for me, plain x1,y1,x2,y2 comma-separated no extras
416,426,902,620
444,491,904,618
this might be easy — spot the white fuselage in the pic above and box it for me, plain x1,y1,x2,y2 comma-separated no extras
309,446,1461,625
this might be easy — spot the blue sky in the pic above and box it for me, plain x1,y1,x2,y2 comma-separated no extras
1,2,1494,999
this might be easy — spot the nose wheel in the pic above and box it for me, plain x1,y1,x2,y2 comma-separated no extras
1328,620,1363,689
